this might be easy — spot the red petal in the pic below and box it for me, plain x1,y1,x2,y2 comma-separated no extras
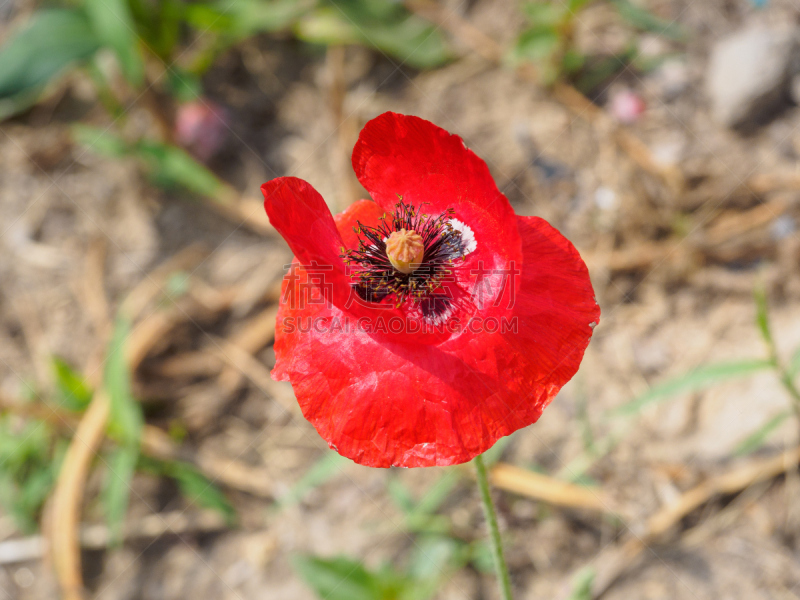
261,177,344,272
352,112,522,287
273,214,599,467
272,198,394,382
262,177,358,310
334,198,386,250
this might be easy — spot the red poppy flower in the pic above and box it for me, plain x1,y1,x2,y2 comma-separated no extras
261,112,599,468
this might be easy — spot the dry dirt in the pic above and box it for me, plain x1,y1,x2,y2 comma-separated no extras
2,0,800,599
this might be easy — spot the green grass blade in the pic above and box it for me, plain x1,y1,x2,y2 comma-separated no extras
0,9,100,100
135,141,225,199
105,315,143,447
754,285,775,351
102,445,139,545
71,124,130,158
788,346,800,379
292,555,380,600
277,451,349,508
609,0,685,40
567,566,596,600
85,0,143,85
165,461,236,524
609,359,775,417
51,357,93,412
734,411,792,456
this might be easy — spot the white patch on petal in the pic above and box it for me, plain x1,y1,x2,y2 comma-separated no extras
449,219,477,256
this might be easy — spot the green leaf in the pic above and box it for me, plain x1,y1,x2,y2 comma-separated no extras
387,477,416,513
413,470,460,516
105,315,143,447
71,124,130,158
0,9,101,118
277,451,349,508
362,15,450,70
403,470,461,534
609,359,776,416
407,535,459,581
509,25,560,63
134,141,225,199
0,88,46,122
17,464,58,530
206,0,314,37
296,1,451,70
734,410,792,456
523,2,565,25
73,131,228,202
468,540,494,573
558,434,621,482
609,0,685,41
166,68,202,103
567,566,596,600
85,0,144,85
295,8,360,45
51,357,93,412
0,418,62,533
754,285,774,350
102,445,139,544
164,270,191,299
293,555,406,600
789,346,800,378
568,0,595,12
562,49,587,74
165,461,236,524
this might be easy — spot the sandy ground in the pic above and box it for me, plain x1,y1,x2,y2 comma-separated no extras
2,0,800,598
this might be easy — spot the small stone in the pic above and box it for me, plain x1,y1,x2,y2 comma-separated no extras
650,136,686,167
771,214,796,240
13,568,34,588
650,58,690,100
705,24,800,129
594,186,618,211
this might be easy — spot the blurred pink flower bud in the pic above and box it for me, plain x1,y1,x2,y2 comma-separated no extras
609,89,646,124
174,100,229,161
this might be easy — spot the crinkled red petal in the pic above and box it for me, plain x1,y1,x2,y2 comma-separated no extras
261,177,353,309
273,211,599,467
352,112,523,302
271,198,386,382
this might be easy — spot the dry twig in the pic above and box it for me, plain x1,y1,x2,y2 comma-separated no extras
591,446,800,598
48,392,110,600
0,510,228,566
490,463,613,512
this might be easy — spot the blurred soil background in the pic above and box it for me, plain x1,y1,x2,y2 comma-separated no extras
2,0,800,599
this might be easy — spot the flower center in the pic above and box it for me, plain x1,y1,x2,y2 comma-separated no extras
341,199,469,319
385,228,424,274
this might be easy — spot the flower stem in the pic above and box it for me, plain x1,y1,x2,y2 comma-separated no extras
474,453,513,600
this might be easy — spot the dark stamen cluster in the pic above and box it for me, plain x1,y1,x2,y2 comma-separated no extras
341,199,464,310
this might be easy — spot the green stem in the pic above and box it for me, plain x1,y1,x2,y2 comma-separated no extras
474,453,513,600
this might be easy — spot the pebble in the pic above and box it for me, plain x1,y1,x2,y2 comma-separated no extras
706,24,800,129
594,186,618,211
651,58,690,101
771,214,796,240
